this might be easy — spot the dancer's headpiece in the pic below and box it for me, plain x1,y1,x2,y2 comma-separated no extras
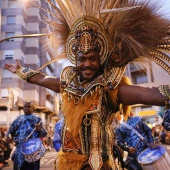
24,0,170,77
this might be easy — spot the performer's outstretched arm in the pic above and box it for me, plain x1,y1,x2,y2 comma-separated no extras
118,83,166,106
4,59,60,93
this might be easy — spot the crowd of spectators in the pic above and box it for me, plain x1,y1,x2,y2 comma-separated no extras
0,127,13,169
146,122,170,145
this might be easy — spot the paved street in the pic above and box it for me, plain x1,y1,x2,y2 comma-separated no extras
2,145,170,170
164,144,170,153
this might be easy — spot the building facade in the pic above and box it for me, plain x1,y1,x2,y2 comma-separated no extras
0,0,62,131
125,60,170,124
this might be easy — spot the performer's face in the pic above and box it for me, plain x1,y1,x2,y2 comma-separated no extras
77,51,100,81
23,102,34,115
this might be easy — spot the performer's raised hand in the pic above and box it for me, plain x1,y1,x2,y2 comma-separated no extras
4,59,21,73
35,123,43,131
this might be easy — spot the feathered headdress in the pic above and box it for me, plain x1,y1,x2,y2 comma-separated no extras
1,0,170,75
35,0,170,76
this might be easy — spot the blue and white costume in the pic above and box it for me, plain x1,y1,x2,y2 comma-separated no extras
6,114,47,170
53,118,64,152
116,116,154,170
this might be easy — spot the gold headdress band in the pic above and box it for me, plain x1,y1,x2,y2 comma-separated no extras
66,16,109,65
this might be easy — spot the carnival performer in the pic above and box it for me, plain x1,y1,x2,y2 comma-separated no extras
3,0,170,170
6,102,47,170
116,113,156,170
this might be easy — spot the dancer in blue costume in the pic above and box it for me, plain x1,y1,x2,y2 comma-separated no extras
6,101,47,170
116,114,156,170
53,118,64,152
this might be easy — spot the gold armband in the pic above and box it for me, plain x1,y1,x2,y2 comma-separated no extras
16,67,40,82
158,85,170,109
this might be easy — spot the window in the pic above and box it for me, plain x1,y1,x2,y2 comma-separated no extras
1,89,8,98
8,0,17,8
135,75,147,84
4,50,14,59
7,16,16,24
6,32,15,41
131,71,148,84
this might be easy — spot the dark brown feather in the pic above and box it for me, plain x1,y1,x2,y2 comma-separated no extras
106,0,170,73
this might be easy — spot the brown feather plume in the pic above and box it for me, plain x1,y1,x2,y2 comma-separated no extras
25,0,170,75
35,0,170,75
106,0,170,73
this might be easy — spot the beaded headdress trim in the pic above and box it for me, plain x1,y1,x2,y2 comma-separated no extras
66,16,109,65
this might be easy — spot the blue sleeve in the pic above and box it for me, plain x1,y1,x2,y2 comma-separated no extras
6,117,20,138
53,119,64,152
